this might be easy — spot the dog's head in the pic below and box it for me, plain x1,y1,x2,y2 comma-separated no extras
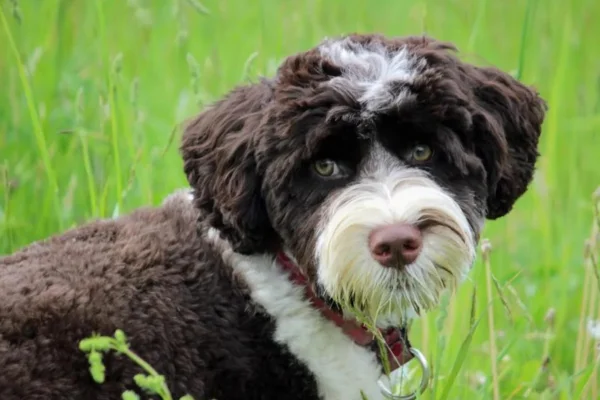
181,34,546,326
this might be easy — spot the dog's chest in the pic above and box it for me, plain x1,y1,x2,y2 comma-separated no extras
272,310,385,400
230,253,386,400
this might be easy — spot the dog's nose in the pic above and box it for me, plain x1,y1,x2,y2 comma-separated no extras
368,224,423,268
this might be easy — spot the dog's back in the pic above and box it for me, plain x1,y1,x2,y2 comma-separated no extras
0,191,318,400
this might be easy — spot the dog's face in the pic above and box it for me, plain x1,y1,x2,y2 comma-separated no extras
181,34,546,326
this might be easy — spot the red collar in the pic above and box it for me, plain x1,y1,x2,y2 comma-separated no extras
276,252,413,370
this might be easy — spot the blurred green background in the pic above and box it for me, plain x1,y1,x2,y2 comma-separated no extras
1,0,599,398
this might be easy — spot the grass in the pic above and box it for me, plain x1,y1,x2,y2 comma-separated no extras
1,0,599,398
79,330,194,400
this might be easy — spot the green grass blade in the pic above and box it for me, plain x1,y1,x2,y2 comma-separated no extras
515,0,536,80
438,317,482,400
0,5,63,230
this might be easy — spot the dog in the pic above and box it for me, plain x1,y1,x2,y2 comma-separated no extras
0,33,546,400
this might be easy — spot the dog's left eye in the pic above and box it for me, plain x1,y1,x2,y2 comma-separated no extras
313,159,344,178
408,144,433,162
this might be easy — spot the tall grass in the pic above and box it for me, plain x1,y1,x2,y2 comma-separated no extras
1,0,599,398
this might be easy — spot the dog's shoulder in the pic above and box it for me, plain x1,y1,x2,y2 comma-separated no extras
0,188,215,322
0,188,202,282
0,189,237,399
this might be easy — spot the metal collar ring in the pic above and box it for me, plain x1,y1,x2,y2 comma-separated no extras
378,347,430,400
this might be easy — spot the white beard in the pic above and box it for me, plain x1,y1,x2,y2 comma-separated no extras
314,146,477,328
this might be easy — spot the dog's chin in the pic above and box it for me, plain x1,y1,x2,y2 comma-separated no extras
315,282,423,333
316,233,475,330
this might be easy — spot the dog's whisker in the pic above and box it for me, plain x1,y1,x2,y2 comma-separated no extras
434,262,453,276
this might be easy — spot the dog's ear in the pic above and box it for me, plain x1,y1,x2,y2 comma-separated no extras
180,81,276,254
470,67,547,219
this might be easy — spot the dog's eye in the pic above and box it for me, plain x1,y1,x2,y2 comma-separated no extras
313,159,342,177
409,145,433,162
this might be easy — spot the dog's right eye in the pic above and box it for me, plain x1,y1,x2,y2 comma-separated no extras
313,159,345,178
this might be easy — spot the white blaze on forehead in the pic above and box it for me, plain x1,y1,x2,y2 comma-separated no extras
318,37,425,112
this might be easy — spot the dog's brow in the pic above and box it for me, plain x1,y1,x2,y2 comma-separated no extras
318,37,425,113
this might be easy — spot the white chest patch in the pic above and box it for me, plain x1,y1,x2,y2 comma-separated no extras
208,229,385,400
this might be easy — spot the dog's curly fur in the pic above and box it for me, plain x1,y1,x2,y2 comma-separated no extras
0,34,546,400
0,192,319,399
